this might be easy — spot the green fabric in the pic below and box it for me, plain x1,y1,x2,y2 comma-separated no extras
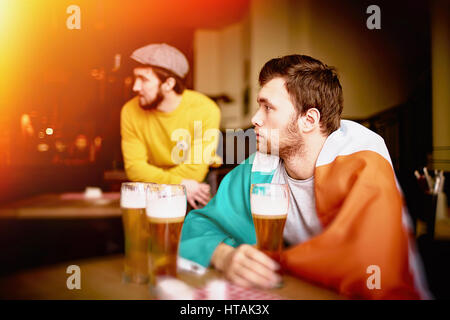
179,153,273,267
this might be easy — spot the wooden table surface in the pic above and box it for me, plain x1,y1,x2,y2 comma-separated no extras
0,255,344,300
0,193,121,219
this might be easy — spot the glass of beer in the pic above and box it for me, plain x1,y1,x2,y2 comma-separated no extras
120,182,151,284
250,183,289,262
145,184,187,286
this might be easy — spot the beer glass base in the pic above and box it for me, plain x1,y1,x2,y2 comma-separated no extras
122,272,149,285
148,281,158,297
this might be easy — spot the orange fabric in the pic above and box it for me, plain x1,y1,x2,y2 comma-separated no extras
281,151,421,299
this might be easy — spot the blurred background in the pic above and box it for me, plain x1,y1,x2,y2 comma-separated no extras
0,0,449,298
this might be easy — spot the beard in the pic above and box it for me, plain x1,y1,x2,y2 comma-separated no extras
279,117,304,159
257,116,304,159
138,90,164,111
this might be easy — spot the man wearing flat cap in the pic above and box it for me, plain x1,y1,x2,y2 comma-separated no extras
121,43,221,209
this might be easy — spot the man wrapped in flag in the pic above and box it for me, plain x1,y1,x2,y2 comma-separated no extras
179,55,431,299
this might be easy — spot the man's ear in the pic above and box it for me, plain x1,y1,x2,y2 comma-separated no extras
162,77,176,92
299,108,321,133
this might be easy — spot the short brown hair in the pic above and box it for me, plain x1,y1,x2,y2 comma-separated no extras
151,65,186,94
259,54,343,135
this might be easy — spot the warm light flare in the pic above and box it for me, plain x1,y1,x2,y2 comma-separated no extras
0,0,13,35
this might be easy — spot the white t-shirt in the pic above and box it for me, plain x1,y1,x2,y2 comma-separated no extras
271,162,323,246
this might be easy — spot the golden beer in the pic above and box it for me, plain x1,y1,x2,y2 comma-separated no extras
252,213,287,258
121,182,151,284
146,184,187,286
250,184,289,263
122,207,149,283
147,216,185,284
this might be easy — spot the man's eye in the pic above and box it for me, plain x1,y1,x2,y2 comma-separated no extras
264,105,272,111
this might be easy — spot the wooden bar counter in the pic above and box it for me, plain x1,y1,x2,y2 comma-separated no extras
0,255,344,300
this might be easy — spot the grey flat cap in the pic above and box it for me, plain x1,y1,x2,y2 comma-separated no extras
130,43,189,78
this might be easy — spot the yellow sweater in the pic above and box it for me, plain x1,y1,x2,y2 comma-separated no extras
120,90,221,184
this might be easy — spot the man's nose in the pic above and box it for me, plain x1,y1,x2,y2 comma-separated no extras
251,109,263,127
132,79,141,92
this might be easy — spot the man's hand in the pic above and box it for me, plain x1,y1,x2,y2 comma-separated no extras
211,243,281,289
181,179,211,209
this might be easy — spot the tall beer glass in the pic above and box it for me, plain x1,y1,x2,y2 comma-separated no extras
250,183,289,262
120,182,151,284
146,184,187,286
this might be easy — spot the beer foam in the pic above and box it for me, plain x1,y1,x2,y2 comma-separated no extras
250,194,288,215
146,195,187,218
120,190,146,208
